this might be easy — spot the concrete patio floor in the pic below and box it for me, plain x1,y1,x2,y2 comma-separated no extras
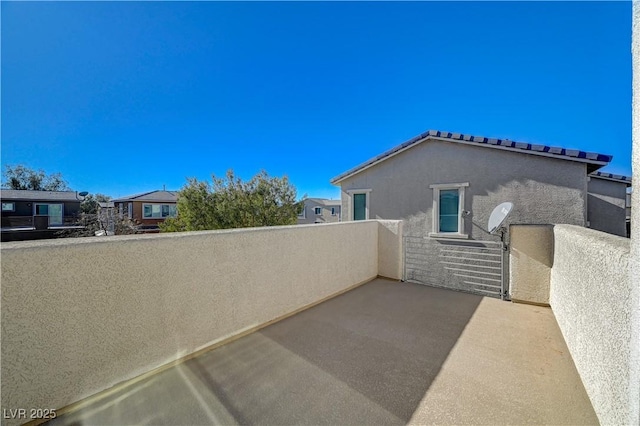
49,278,597,425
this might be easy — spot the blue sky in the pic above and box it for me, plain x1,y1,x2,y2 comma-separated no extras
2,1,632,199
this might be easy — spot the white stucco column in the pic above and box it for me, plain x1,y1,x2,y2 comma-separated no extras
630,1,640,424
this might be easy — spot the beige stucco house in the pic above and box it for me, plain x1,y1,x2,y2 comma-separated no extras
297,198,341,224
331,129,616,297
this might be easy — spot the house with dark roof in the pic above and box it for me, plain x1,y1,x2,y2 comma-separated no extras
112,190,178,232
297,198,341,224
588,171,632,237
331,129,620,297
0,190,85,241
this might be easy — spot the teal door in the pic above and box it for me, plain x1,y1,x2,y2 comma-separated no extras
353,193,366,221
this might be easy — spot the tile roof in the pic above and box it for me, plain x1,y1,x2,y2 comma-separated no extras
0,190,83,202
112,190,178,203
330,129,613,184
589,171,632,184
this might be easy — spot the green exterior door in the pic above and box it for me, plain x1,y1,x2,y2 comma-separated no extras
353,193,366,221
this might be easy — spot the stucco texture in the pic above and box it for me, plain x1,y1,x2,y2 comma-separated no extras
339,139,587,235
339,139,587,296
508,224,554,305
1,221,400,421
377,219,404,280
550,225,632,425
587,177,628,237
631,2,640,424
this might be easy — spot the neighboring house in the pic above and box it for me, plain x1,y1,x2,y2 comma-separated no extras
297,198,341,224
587,171,632,237
330,129,613,297
112,190,178,233
1,190,84,241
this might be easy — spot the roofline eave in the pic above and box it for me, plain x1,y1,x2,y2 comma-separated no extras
590,175,633,185
330,134,612,185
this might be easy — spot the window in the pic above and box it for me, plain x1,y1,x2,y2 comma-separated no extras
314,207,322,215
34,203,63,226
347,189,371,221
331,207,336,216
2,202,15,212
429,183,469,238
143,204,177,219
35,204,49,215
298,207,306,219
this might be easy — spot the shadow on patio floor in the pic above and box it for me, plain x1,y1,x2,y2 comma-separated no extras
184,278,483,424
50,278,483,425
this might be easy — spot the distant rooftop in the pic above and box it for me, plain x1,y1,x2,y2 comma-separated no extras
331,129,613,184
0,189,82,202
589,171,632,184
112,190,178,203
306,198,341,206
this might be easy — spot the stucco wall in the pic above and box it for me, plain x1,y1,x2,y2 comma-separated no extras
631,3,640,425
587,177,628,237
549,225,632,425
377,219,403,280
339,139,587,295
339,139,587,234
1,221,399,419
508,225,553,305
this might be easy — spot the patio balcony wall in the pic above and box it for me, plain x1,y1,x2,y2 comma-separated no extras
509,223,633,426
0,220,403,423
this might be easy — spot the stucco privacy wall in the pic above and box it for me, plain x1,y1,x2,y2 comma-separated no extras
508,225,553,305
377,219,403,280
630,2,640,424
549,225,632,425
1,221,399,419
587,177,628,237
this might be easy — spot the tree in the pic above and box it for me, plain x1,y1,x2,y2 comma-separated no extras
160,170,305,232
57,211,139,238
2,164,70,191
160,178,217,232
57,193,139,238
80,193,112,215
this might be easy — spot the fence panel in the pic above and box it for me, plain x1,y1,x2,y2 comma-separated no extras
404,236,506,298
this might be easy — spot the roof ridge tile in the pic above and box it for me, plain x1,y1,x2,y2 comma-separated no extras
330,129,614,184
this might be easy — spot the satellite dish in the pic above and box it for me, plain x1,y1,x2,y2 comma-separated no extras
488,202,513,234
78,191,89,197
